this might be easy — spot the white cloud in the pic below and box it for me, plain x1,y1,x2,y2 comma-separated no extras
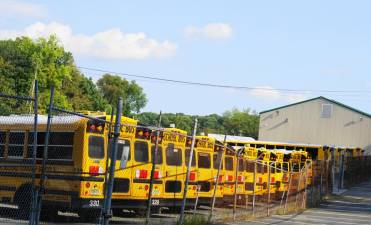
0,22,177,60
0,0,46,18
184,23,233,39
248,86,307,103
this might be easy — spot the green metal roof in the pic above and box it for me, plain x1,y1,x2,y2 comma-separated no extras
259,96,371,118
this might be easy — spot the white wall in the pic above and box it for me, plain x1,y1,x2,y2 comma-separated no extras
259,99,371,153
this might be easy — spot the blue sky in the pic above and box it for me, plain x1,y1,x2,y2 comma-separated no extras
1,0,371,115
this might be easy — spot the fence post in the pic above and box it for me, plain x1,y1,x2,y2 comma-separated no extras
35,86,54,224
233,152,240,221
209,134,227,223
193,185,200,216
29,80,38,225
283,173,292,214
178,119,198,225
295,167,304,212
340,152,346,189
101,98,123,225
301,163,309,209
252,161,257,216
267,162,271,216
101,109,115,217
145,112,162,225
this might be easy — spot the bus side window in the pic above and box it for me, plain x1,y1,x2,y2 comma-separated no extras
0,131,5,157
88,136,105,159
134,141,149,163
282,163,288,172
110,139,131,161
151,145,163,164
185,148,196,167
198,152,211,169
213,153,222,169
8,131,26,158
225,156,233,171
270,163,275,173
166,144,182,166
238,158,244,172
118,140,130,169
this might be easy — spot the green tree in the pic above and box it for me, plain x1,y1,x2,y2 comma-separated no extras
222,108,259,139
0,35,111,113
97,74,147,115
135,108,259,138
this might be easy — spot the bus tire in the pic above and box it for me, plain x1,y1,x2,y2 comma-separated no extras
79,209,101,223
14,184,33,219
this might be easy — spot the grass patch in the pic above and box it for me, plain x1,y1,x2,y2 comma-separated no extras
178,214,211,225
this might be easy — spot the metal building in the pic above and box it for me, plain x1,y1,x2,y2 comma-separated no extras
259,96,371,153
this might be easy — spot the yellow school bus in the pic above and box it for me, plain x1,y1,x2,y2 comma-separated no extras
235,148,245,204
161,127,187,209
184,135,198,208
106,116,158,214
274,150,290,199
242,146,262,198
246,141,326,161
212,141,225,206
194,136,215,206
222,146,236,205
267,150,277,197
289,150,309,192
0,115,108,220
256,148,270,198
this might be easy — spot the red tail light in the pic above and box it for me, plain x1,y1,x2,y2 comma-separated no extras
89,166,99,175
136,170,148,179
218,175,223,182
228,175,233,182
238,175,243,182
189,172,196,181
283,174,288,182
154,171,160,179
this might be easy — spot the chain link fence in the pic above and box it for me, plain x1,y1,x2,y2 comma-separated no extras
0,82,38,224
0,83,371,225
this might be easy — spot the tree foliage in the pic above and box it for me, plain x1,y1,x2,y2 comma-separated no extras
136,108,259,139
0,36,147,114
97,74,147,116
0,35,259,137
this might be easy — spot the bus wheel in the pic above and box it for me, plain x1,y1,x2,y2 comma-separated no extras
79,209,101,223
14,184,33,219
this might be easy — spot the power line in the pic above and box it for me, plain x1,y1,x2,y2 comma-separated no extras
78,66,371,94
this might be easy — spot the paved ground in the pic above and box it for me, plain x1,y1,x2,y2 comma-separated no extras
234,180,371,225
1,180,370,224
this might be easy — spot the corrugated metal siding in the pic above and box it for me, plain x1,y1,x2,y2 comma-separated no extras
259,99,371,152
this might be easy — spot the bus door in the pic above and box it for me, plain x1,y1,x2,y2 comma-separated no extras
195,137,214,202
223,148,236,203
212,145,224,200
111,137,132,198
185,139,197,201
131,127,152,200
269,152,277,195
244,147,257,196
150,131,165,203
163,138,185,199
236,156,245,199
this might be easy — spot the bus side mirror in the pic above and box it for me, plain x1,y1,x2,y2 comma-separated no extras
120,143,130,169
